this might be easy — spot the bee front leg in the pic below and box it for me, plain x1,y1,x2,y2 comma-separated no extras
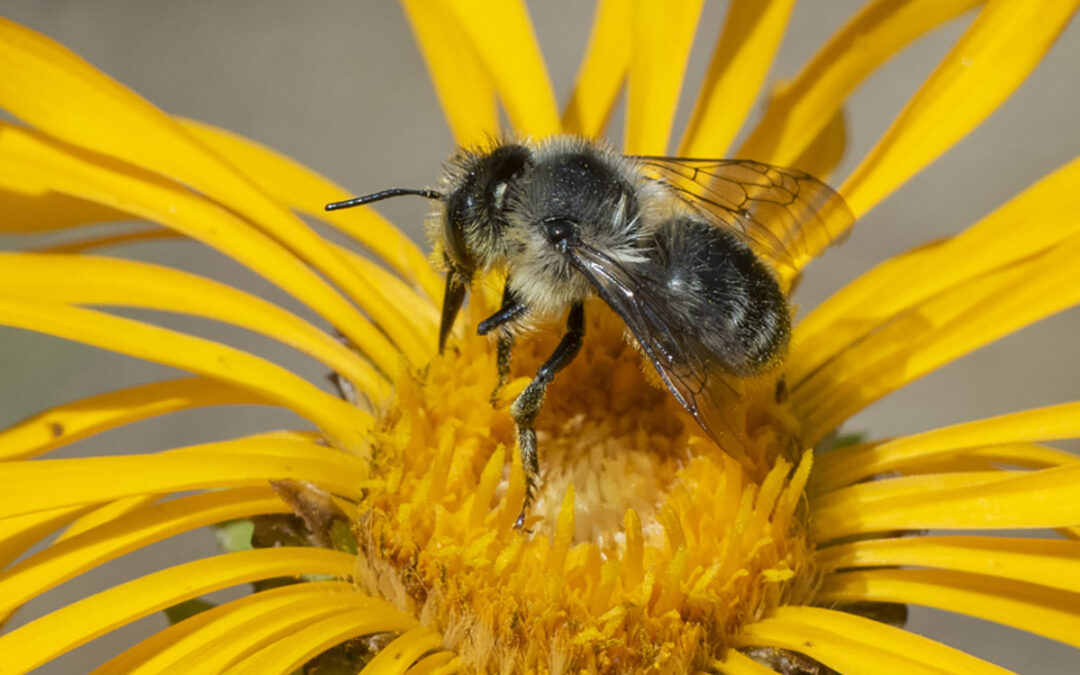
510,302,585,528
478,281,527,404
492,332,513,406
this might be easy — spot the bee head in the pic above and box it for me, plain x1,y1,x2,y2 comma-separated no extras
441,143,533,274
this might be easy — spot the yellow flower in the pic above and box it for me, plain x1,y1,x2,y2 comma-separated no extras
1,1,1079,674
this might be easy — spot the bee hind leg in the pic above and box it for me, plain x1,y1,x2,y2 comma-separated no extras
510,302,585,529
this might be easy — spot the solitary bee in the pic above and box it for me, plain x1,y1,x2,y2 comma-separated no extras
328,137,852,521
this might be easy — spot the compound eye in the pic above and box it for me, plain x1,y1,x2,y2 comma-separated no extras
443,189,473,268
546,218,577,245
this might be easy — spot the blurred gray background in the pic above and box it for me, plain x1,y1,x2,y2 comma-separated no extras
1,2,1077,673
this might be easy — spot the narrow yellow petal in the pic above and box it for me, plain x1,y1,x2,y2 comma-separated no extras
36,227,182,254
713,649,782,675
737,0,982,165
89,581,356,675
178,118,443,302
744,606,1016,675
0,506,91,570
817,536,1080,594
0,300,370,449
0,184,126,231
0,253,385,400
795,234,1080,444
624,0,705,154
562,0,631,139
678,0,798,157
0,19,410,337
162,595,398,675
0,439,370,518
439,0,560,138
0,548,354,674
795,154,1080,370
53,495,158,544
813,402,1080,492
0,378,259,461
404,652,456,675
840,0,1080,217
399,0,499,145
360,628,444,675
0,488,286,618
0,123,402,373
818,568,1080,649
891,442,1080,475
227,607,421,675
734,615,952,674
812,463,1080,540
789,109,847,181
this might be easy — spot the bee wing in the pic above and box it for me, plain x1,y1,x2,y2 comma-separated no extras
630,157,854,287
566,243,744,457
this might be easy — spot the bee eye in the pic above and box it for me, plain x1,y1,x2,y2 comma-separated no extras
443,190,473,267
546,218,577,245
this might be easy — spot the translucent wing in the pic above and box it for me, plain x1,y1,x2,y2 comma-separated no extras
566,243,749,463
630,157,854,290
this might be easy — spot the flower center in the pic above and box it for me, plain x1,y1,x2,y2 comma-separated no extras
355,289,815,673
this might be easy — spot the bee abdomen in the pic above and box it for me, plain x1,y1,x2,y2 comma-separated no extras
646,217,790,375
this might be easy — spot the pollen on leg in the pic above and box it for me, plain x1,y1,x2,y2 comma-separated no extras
356,290,813,673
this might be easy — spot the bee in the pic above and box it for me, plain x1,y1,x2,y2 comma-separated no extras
327,137,852,523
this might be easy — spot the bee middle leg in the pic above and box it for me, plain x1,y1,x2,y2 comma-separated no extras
510,302,585,528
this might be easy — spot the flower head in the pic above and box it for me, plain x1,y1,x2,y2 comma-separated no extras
1,2,1079,674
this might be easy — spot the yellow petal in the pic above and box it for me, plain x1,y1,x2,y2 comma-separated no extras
360,628,445,675
678,0,798,157
0,378,258,461
0,184,126,231
792,155,1080,388
0,252,385,400
0,300,370,448
36,227,182,254
818,568,1080,649
0,488,285,619
227,607,421,675
161,595,402,675
624,0,706,154
817,535,1080,594
713,649,784,675
399,0,498,145
840,0,1080,217
0,439,370,518
795,233,1080,444
438,0,560,138
0,506,91,570
812,463,1080,540
562,0,631,139
403,652,457,675
178,117,443,302
0,123,404,373
789,109,847,181
0,19,405,334
813,402,1080,492
740,606,1016,675
737,0,982,165
90,581,356,675
734,615,953,674
0,548,355,674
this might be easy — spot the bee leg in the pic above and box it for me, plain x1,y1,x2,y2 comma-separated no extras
492,331,513,406
510,302,585,528
478,282,527,405
477,283,528,336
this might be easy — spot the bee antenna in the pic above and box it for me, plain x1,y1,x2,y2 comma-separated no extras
324,188,445,211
